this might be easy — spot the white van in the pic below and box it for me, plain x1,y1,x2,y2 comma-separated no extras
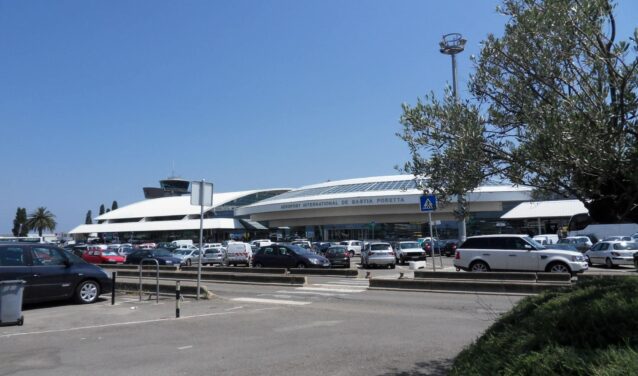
224,242,253,266
171,239,193,247
532,234,559,245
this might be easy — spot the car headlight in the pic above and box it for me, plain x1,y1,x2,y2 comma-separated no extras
571,255,584,262
309,258,321,264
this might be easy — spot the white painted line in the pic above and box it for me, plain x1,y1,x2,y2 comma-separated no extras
309,284,368,290
275,290,347,297
224,306,244,311
0,310,242,339
231,298,311,306
296,287,366,293
178,345,193,350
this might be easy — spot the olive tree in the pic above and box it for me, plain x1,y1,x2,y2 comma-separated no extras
400,0,638,223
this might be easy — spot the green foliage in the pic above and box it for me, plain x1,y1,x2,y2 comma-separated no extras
25,207,57,237
111,200,118,211
11,207,28,236
85,210,92,225
399,0,638,222
450,277,638,375
99,204,105,215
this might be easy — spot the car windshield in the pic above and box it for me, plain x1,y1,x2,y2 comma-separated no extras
175,250,191,255
401,242,419,249
339,242,348,245
102,251,118,256
62,250,86,264
326,248,346,256
523,237,546,249
613,242,638,250
370,244,391,251
152,249,173,257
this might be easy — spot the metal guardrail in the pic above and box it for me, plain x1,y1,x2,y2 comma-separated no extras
139,258,160,303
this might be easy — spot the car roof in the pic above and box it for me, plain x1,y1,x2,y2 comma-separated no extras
467,234,527,239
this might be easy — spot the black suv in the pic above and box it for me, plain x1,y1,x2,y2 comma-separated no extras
0,243,112,305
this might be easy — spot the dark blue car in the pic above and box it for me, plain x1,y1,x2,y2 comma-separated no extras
252,244,330,268
0,243,113,305
124,248,182,266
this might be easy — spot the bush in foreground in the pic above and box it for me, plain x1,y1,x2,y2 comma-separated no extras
449,277,638,375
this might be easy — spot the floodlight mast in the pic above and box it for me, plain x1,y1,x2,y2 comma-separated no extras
439,33,468,242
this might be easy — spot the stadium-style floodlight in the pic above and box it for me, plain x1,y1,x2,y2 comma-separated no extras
439,33,466,99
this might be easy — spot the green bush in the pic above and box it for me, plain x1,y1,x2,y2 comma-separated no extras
449,277,638,375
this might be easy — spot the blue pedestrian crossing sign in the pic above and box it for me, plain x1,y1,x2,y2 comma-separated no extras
420,195,437,212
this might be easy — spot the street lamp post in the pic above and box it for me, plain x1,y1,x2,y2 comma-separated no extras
439,33,468,242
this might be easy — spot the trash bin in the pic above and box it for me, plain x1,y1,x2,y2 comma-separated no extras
0,280,25,326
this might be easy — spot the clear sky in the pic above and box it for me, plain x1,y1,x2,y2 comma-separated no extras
1,1,636,232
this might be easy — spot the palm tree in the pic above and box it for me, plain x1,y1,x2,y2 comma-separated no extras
26,207,57,237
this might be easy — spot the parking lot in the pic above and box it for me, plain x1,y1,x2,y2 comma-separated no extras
1,271,524,376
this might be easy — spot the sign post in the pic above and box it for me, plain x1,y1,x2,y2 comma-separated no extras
191,180,213,301
419,194,438,271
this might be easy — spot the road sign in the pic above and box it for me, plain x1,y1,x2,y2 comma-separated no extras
191,181,213,206
419,195,437,212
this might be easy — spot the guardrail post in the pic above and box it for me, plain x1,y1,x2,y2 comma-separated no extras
399,272,404,279
176,280,181,318
139,258,160,303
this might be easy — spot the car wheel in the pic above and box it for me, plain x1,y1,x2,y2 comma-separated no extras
297,263,306,269
547,262,570,273
605,258,614,268
186,259,192,267
75,280,100,304
469,261,490,272
254,262,263,268
349,250,354,257
390,264,395,269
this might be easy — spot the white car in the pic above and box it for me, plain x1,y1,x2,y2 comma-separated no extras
339,240,362,257
453,234,588,274
393,241,426,264
585,241,638,268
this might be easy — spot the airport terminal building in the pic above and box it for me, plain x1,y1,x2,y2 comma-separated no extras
70,175,537,242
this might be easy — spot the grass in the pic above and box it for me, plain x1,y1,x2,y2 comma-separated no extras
449,277,638,375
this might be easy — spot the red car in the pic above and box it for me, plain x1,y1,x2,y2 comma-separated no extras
82,248,125,264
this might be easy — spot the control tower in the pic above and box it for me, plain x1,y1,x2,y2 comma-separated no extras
143,177,190,199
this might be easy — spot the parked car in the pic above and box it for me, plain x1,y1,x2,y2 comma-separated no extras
313,242,332,254
454,235,588,274
81,249,125,264
0,243,112,304
532,234,560,245
585,241,638,268
224,242,253,266
323,246,350,268
117,246,135,257
440,239,459,257
252,244,330,268
339,240,363,257
557,236,594,252
124,248,182,266
201,248,224,266
361,242,396,269
602,236,633,242
172,249,202,266
291,240,313,251
393,241,426,264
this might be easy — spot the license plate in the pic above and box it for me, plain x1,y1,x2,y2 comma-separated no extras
165,261,172,264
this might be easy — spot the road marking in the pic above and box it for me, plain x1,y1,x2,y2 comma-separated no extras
231,298,311,306
178,345,193,350
295,287,367,293
0,308,272,339
276,290,347,297
311,283,367,289
274,320,343,332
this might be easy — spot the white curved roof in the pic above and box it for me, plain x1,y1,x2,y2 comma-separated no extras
96,189,288,220
69,218,241,235
236,175,533,215
501,199,587,219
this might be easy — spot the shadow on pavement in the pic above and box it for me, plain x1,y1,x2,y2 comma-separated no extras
378,358,453,376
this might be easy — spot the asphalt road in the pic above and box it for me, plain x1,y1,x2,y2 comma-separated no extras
0,275,522,376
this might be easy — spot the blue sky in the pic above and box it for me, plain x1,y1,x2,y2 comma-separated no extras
1,1,636,232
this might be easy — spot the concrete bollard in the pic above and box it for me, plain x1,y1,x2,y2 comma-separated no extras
365,271,371,279
399,272,404,279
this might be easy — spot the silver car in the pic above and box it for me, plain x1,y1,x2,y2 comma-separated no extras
585,241,638,267
202,248,225,266
361,242,396,269
172,249,202,266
